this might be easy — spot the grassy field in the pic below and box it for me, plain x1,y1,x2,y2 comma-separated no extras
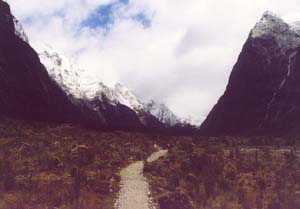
145,137,300,209
1,118,300,209
0,118,171,209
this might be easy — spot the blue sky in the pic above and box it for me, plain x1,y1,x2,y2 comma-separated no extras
82,0,151,29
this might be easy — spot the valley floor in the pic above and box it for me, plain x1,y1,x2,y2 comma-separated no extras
0,118,300,209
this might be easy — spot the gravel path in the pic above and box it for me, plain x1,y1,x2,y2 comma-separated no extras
114,150,168,209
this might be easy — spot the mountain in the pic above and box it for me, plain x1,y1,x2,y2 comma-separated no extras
90,82,163,131
0,1,90,123
36,42,166,130
36,43,182,130
37,44,86,99
3,0,192,132
200,11,300,136
145,100,182,127
0,1,139,130
38,44,164,130
12,16,29,43
144,100,202,135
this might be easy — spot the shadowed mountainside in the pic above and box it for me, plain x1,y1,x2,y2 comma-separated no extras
200,12,300,136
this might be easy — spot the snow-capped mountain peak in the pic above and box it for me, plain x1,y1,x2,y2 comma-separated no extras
114,83,144,112
146,100,182,127
12,26,86,100
36,43,147,115
12,16,29,43
249,11,300,58
251,11,289,38
38,46,85,99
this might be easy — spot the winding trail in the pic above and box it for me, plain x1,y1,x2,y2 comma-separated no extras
114,150,168,209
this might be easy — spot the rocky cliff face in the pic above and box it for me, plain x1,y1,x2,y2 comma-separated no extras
201,11,300,136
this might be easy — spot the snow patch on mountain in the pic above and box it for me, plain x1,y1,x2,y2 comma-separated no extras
36,43,147,115
37,44,85,99
146,100,182,127
94,82,117,103
114,83,145,112
93,82,145,112
251,11,288,38
145,101,202,127
182,117,202,127
13,16,29,43
250,11,300,53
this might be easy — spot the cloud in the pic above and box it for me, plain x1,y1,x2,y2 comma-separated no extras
6,0,300,123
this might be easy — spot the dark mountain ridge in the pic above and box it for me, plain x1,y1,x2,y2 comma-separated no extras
0,1,84,123
200,12,300,136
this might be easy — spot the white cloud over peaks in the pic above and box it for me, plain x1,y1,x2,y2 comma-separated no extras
6,0,300,123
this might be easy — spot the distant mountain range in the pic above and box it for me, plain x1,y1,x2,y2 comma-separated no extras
36,42,193,130
0,1,196,133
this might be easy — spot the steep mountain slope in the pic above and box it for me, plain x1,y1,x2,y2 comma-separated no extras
12,16,29,43
200,11,300,136
0,1,88,123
